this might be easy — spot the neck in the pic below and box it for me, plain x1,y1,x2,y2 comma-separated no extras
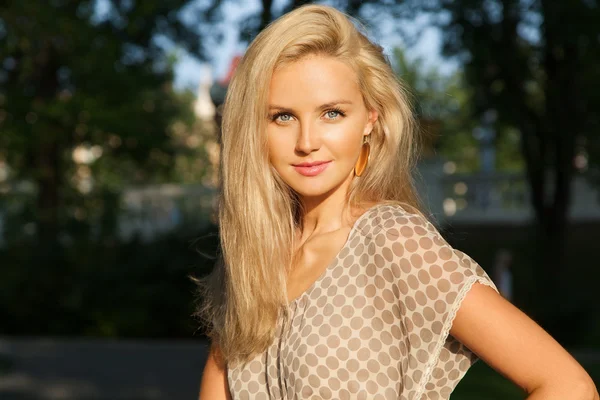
298,172,354,240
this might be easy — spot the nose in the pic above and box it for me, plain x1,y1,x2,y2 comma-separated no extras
295,120,321,154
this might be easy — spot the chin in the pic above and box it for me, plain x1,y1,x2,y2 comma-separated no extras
286,178,345,199
291,187,332,198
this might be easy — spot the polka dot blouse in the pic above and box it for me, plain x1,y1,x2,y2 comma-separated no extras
227,203,498,399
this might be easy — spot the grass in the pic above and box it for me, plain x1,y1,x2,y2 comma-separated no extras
452,361,524,399
452,359,600,399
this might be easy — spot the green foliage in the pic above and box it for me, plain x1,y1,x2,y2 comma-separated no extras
453,359,600,398
452,361,523,399
0,0,223,338
202,0,424,47
428,0,600,334
392,47,523,173
0,224,219,338
0,0,203,245
434,0,600,187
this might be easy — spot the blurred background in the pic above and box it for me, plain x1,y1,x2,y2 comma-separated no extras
0,0,599,399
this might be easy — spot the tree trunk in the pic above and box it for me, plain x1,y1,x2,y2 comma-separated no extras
347,0,363,17
291,0,311,10
491,0,581,340
34,40,63,250
529,0,581,342
260,0,274,31
35,135,62,249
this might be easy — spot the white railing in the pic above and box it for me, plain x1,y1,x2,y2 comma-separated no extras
1,170,599,245
118,184,217,242
437,172,600,224
0,184,218,246
111,173,600,233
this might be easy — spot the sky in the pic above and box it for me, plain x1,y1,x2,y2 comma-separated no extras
172,1,457,91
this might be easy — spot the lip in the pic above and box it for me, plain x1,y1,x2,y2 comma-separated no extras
292,161,331,177
293,161,330,167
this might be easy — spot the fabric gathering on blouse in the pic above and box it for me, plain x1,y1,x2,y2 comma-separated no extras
227,203,499,400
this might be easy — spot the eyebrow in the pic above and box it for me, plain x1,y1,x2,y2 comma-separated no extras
268,100,353,112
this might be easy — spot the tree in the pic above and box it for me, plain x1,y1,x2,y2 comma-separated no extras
393,48,476,168
0,1,218,336
392,46,523,172
430,0,600,335
186,0,425,46
0,0,202,248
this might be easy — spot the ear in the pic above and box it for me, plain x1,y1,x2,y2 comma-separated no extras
364,109,379,136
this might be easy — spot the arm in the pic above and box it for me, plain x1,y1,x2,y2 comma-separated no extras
451,283,599,400
199,342,231,400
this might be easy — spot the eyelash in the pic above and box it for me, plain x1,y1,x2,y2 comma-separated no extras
269,107,346,123
324,107,346,119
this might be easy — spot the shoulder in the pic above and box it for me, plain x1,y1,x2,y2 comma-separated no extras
355,202,440,241
356,202,498,291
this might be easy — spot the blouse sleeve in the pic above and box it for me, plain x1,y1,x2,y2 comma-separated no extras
382,205,499,399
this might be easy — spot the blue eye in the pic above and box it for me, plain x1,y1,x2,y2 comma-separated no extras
270,112,293,123
324,108,346,120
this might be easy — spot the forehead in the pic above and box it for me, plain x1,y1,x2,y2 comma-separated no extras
269,56,361,105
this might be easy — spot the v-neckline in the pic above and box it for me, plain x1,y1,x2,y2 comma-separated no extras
286,203,384,307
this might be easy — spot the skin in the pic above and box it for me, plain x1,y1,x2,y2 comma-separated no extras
200,54,378,400
266,55,377,199
199,54,599,399
199,343,231,400
452,284,599,399
266,55,378,301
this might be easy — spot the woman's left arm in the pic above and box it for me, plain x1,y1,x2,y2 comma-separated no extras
451,283,599,400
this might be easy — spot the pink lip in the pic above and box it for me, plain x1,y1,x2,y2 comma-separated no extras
293,161,331,177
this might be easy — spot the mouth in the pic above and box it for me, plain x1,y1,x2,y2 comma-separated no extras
292,160,332,177
293,160,330,167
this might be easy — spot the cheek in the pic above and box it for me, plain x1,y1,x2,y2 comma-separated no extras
325,125,363,159
266,129,289,164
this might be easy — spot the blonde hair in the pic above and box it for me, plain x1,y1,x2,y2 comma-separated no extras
194,4,423,367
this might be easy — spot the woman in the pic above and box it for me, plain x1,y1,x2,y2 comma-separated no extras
197,4,598,400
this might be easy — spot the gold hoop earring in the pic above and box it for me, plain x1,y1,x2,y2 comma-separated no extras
354,135,371,177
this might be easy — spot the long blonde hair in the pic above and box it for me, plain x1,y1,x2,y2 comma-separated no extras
194,4,422,367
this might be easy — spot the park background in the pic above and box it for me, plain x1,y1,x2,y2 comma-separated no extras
1,0,599,398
